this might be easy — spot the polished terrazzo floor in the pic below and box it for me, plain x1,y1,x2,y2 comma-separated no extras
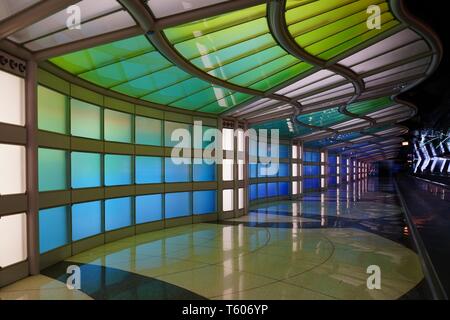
0,178,429,300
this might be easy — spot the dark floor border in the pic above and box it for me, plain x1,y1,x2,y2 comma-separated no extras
394,177,448,300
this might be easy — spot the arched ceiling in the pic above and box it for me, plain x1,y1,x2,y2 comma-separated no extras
0,0,441,162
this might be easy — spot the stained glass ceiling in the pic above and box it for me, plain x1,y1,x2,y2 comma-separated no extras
0,0,440,161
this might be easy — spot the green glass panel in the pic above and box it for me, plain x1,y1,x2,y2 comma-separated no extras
104,109,132,143
297,107,350,127
50,36,153,74
142,78,210,105
38,86,68,134
135,116,162,146
164,4,311,92
288,0,383,36
286,0,400,61
38,148,67,192
71,99,101,140
171,87,236,110
197,92,253,114
80,51,171,88
248,63,313,91
113,66,190,98
71,152,102,189
347,97,393,115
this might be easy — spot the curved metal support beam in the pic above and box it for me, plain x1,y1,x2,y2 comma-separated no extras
267,0,370,126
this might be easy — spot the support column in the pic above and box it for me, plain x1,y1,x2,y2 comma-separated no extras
25,60,40,275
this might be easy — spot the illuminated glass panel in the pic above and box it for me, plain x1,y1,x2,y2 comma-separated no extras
71,152,101,189
193,161,216,182
304,178,320,191
0,144,26,195
164,5,312,91
104,154,132,186
71,99,101,140
164,121,192,148
304,151,320,162
267,183,277,197
278,163,289,177
39,206,69,253
165,192,191,218
135,116,162,146
38,86,68,134
136,156,162,184
279,182,289,196
136,194,163,224
222,189,234,211
51,36,253,114
38,148,67,192
193,190,217,215
165,158,190,183
72,201,102,241
0,213,27,268
104,109,132,143
286,0,400,61
105,197,132,231
0,70,25,126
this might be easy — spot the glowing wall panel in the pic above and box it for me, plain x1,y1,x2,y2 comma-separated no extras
104,154,132,186
193,161,216,182
136,156,162,184
104,109,132,143
258,183,267,199
193,190,217,215
105,197,133,231
278,163,289,177
249,184,257,201
164,121,191,148
222,189,234,211
267,182,277,197
39,206,69,253
71,99,101,140
165,158,190,182
165,192,191,218
136,194,163,224
0,213,27,268
38,86,68,134
0,70,25,126
279,182,289,196
0,144,26,195
135,116,162,146
71,152,101,188
38,148,67,192
72,201,102,241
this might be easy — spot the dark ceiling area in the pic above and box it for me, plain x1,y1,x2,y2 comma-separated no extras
401,0,449,130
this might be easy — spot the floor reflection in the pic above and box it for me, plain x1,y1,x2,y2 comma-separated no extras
0,178,429,300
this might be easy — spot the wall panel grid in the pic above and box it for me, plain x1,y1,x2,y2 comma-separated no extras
35,78,221,260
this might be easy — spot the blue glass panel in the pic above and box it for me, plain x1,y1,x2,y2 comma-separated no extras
165,158,190,182
38,148,67,192
193,190,216,215
304,151,320,162
257,183,267,199
39,206,69,253
249,163,257,178
267,183,277,197
304,165,320,176
105,197,132,231
165,192,191,218
104,154,133,186
304,178,320,191
279,182,289,196
328,154,337,165
72,201,102,241
135,116,162,146
135,156,162,184
71,152,101,189
278,163,289,177
249,184,257,201
193,161,216,182
327,176,337,186
136,194,163,224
